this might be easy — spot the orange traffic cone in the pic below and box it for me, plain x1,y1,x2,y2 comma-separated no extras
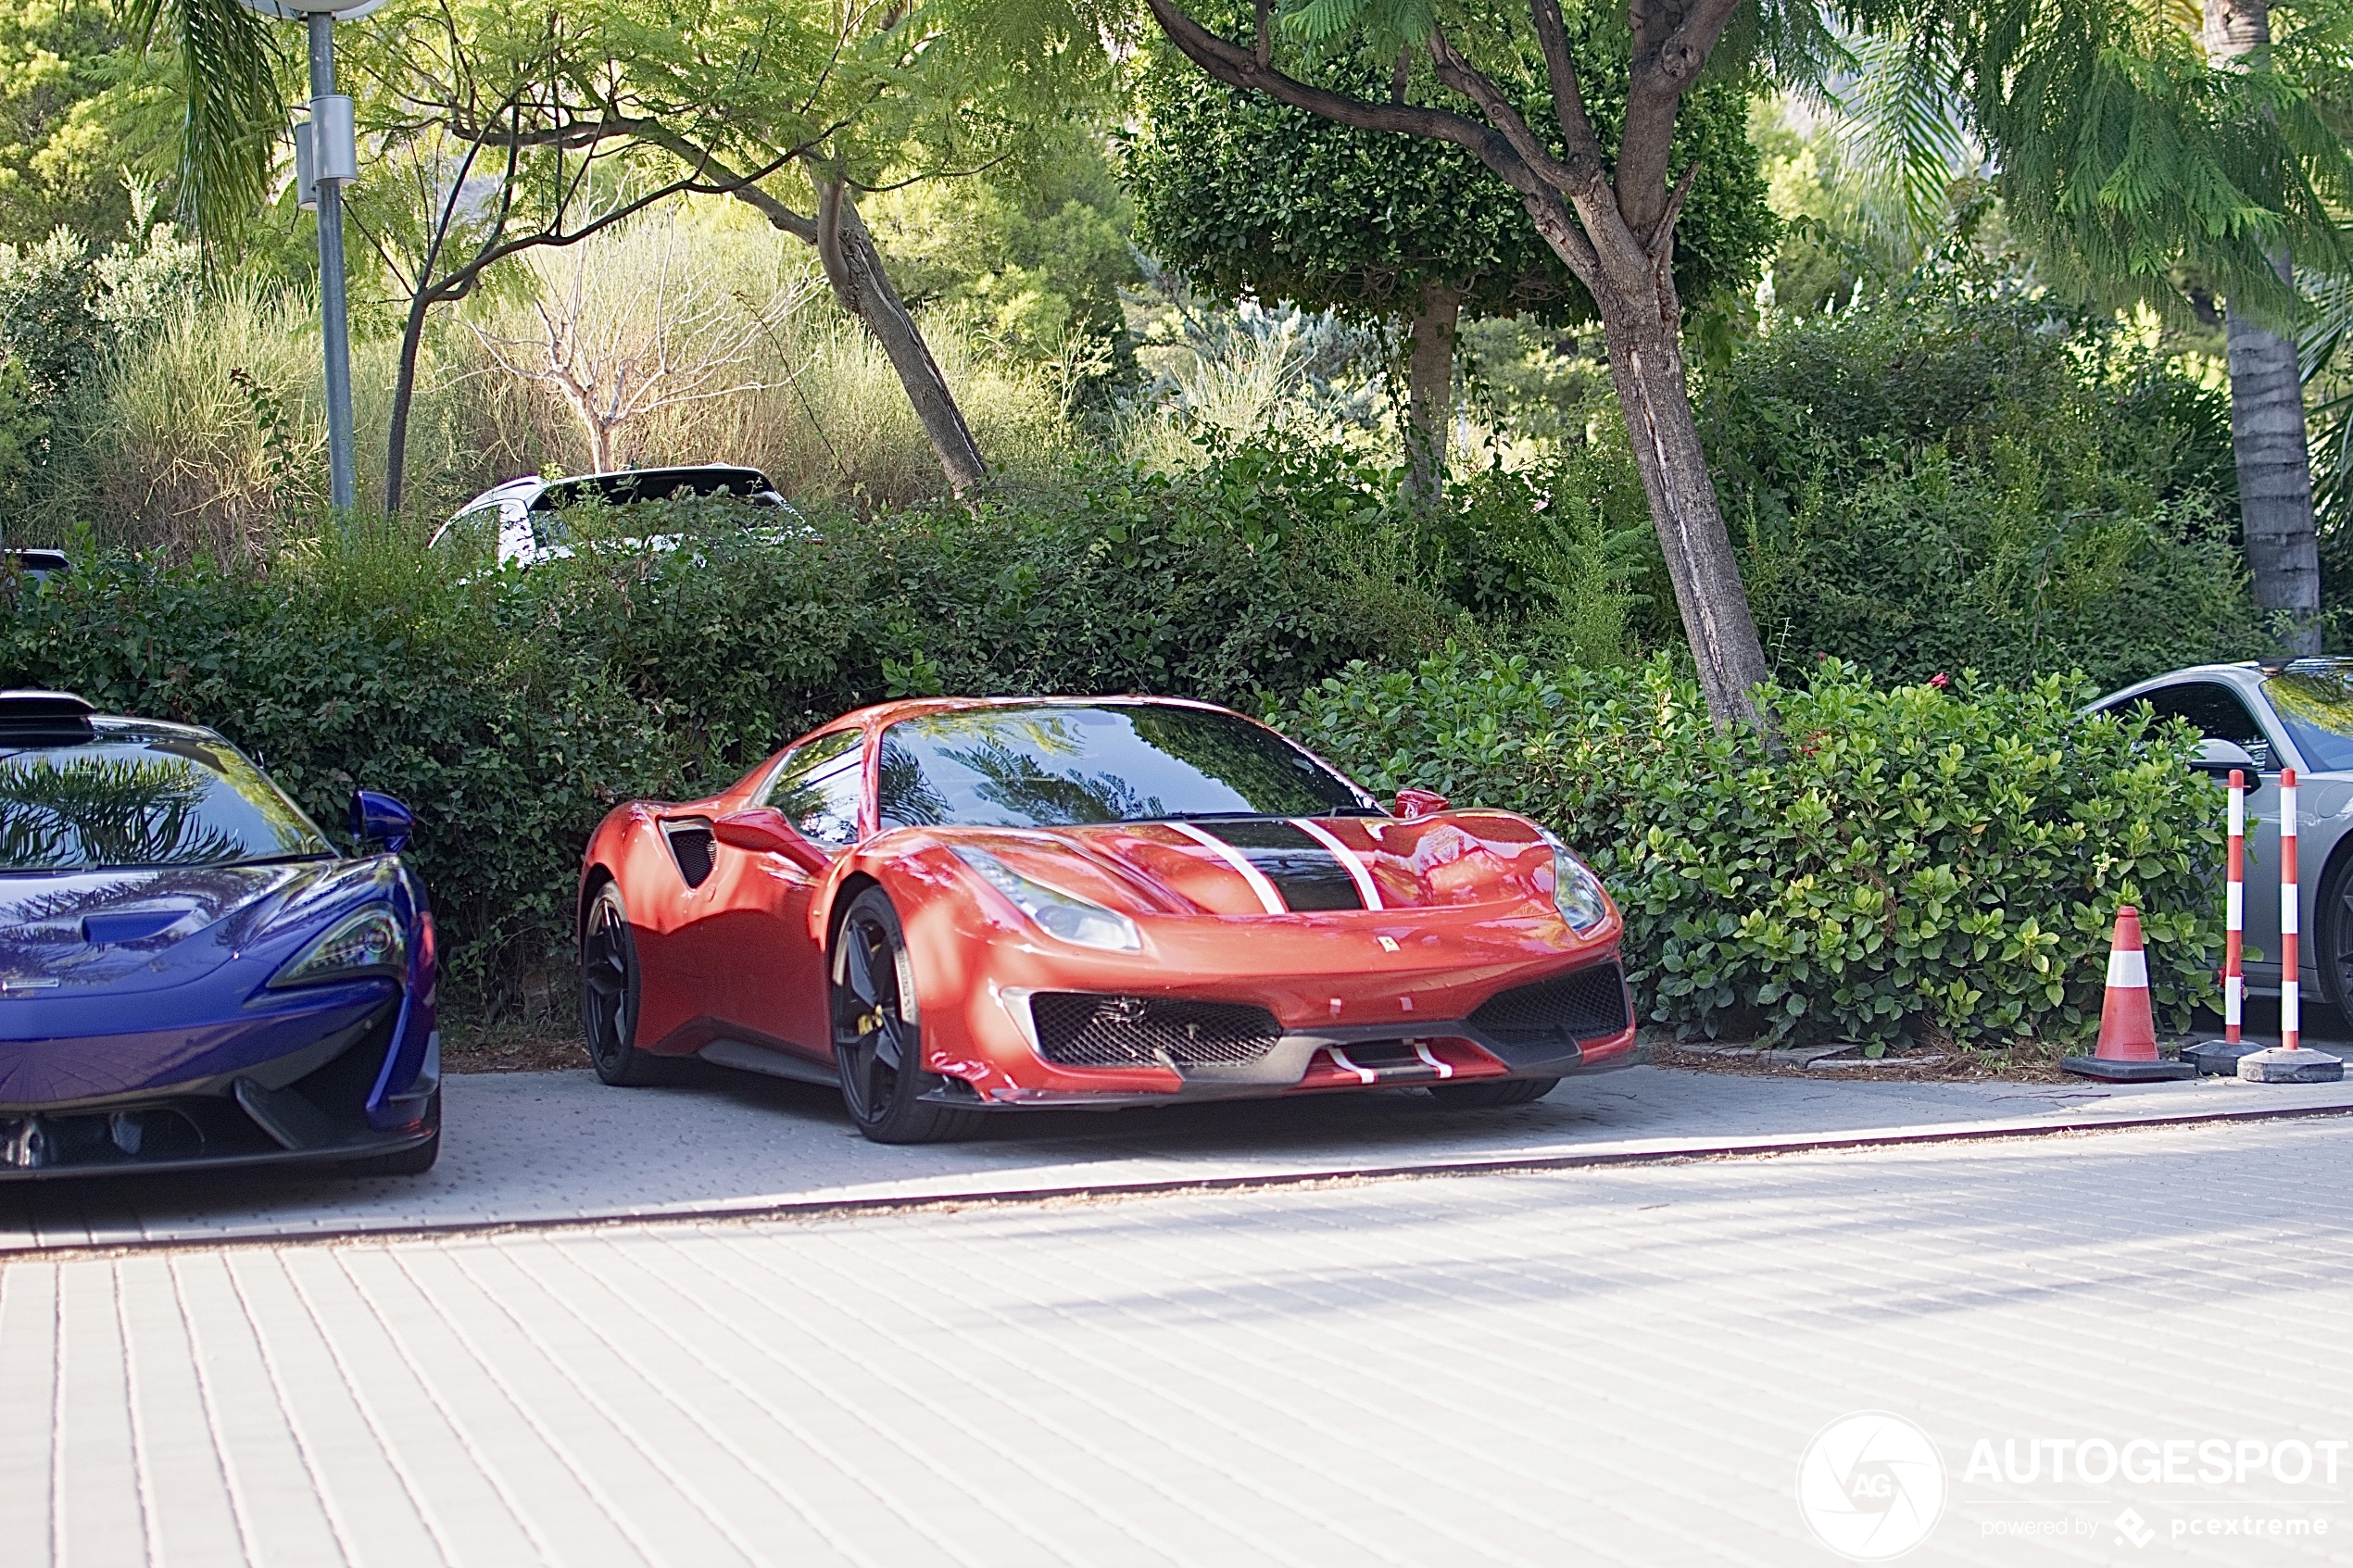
2063,906,2193,1081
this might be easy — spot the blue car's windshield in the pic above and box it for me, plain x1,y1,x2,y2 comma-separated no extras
0,733,333,871
875,704,1376,830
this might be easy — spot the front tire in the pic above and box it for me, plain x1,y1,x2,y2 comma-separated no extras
1427,1076,1560,1109
830,887,985,1145
2320,851,2353,1018
580,882,679,1086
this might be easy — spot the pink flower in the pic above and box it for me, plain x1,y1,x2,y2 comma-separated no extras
1929,672,1950,690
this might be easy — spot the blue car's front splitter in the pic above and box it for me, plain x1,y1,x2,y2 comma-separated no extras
0,987,440,1180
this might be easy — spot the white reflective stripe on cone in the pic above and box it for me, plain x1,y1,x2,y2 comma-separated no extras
2225,973,2244,1026
2284,980,2301,1037
2106,947,2149,988
2284,880,2299,935
2227,882,2243,928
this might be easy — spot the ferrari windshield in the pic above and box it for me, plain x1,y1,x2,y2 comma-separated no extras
2265,664,2353,772
0,730,333,871
875,705,1376,829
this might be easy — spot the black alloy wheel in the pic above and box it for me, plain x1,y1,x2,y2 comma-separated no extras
580,883,677,1085
830,887,984,1144
1427,1075,1561,1110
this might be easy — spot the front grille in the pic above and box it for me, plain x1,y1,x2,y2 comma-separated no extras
1468,962,1629,1047
1029,993,1281,1069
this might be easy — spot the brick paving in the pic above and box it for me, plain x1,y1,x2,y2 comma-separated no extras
6,1115,2352,1566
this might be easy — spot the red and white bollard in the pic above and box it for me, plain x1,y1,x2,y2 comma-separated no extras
2224,768,2245,1046
2241,765,2345,1081
2280,767,2300,1052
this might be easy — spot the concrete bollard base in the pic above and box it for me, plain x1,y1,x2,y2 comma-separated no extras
2060,1055,2196,1082
2237,1047,2347,1084
2183,1039,2268,1076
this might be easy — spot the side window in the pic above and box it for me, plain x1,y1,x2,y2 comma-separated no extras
761,728,866,847
2133,683,2279,771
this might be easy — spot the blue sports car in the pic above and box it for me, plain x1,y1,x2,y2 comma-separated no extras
0,690,440,1177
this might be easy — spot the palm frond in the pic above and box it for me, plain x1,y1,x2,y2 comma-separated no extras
125,0,288,239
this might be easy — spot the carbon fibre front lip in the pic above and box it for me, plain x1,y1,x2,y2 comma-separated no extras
929,1021,1640,1109
0,1122,436,1182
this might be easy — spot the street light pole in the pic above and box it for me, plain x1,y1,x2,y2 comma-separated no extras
306,12,356,513
242,0,380,516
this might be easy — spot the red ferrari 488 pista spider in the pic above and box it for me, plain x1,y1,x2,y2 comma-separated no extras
577,696,1636,1142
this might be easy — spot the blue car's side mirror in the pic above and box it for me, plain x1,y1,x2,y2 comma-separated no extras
349,790,415,855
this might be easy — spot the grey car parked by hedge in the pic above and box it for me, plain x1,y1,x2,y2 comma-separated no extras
2095,659,2353,1008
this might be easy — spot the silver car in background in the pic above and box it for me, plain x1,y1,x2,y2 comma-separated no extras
2095,659,2353,1010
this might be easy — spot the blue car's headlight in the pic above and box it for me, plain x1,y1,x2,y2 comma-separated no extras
268,905,408,988
953,847,1141,952
1548,843,1611,935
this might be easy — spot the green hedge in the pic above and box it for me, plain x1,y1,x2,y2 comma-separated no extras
1,447,1457,988
1283,648,2224,1047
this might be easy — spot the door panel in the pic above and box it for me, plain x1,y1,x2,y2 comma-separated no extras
711,727,867,1056
2120,682,2287,981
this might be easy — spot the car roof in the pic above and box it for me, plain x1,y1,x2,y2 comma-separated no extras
2099,658,2353,707
829,694,1251,732
0,690,225,749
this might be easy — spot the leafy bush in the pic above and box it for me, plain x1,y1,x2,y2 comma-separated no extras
0,444,1461,996
1704,276,2262,690
1284,647,2223,1047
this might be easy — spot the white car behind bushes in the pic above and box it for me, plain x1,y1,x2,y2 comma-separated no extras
427,466,801,571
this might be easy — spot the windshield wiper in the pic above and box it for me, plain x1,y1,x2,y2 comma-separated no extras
231,851,339,866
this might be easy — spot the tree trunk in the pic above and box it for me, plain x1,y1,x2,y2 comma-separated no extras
1403,282,1464,501
813,179,987,494
384,288,432,516
1594,281,1771,726
2208,0,2322,653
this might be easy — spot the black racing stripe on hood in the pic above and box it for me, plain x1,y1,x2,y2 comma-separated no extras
1193,819,1364,912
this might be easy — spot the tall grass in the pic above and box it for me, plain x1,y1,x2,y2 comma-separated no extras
42,217,1074,560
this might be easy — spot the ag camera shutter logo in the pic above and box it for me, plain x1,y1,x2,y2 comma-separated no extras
1798,1411,1947,1560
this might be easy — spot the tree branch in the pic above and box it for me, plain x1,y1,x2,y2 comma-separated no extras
1526,0,1604,169
1146,0,1502,152
1619,0,1741,231
1425,27,1603,202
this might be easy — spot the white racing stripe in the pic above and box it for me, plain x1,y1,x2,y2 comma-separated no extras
1290,818,1385,910
1165,822,1286,914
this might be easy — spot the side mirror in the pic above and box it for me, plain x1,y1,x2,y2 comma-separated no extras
714,808,829,872
349,789,415,855
1394,787,1451,819
2192,737,2259,781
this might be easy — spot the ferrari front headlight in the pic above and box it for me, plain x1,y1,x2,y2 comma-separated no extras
268,905,408,987
953,847,1141,952
1549,843,1611,935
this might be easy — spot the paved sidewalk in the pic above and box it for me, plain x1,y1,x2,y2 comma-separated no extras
5,1062,2350,1252
5,1115,2349,1566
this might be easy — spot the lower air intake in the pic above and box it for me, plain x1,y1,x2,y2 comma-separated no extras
1029,993,1281,1069
1467,962,1629,1047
